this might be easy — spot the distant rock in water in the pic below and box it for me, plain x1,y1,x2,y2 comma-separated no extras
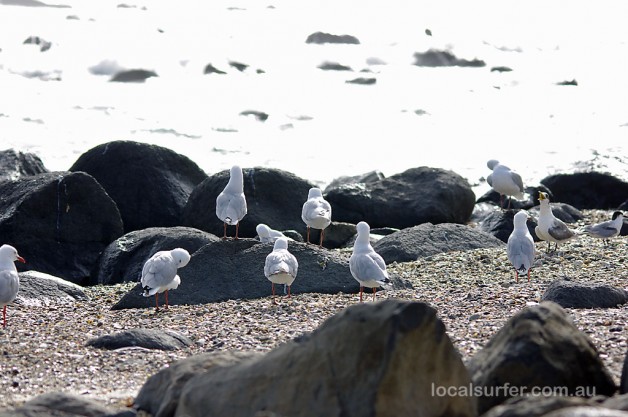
23,35,51,51
0,149,48,181
204,63,226,74
346,77,376,85
306,31,360,45
2,0,70,6
88,59,124,76
318,61,352,71
491,66,513,72
556,79,578,86
413,49,486,67
240,110,268,121
110,69,157,82
229,61,248,72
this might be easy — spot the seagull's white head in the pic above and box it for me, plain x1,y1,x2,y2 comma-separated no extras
0,244,26,264
612,211,624,221
171,248,191,268
307,187,323,199
356,221,371,236
538,191,549,202
256,224,271,238
273,237,289,251
513,210,530,229
487,159,499,170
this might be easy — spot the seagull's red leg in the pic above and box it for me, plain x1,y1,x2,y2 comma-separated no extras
372,287,376,302
2,306,6,328
527,269,531,283
272,283,276,304
223,222,227,239
155,294,159,310
287,285,291,298
359,286,363,302
235,223,239,240
319,229,324,248
514,269,518,283
165,290,169,310
306,227,310,244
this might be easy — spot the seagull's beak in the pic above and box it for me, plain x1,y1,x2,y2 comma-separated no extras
538,192,546,200
17,255,26,263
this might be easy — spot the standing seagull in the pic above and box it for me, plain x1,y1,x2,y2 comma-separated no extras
264,237,298,304
535,191,576,252
0,244,25,328
301,187,332,247
349,221,391,302
584,211,624,245
141,248,191,310
486,159,525,209
216,165,247,239
507,211,536,283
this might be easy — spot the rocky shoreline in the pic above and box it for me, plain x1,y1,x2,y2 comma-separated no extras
0,214,626,414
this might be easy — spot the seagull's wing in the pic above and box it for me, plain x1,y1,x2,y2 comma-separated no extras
548,219,576,241
486,173,493,187
507,235,535,272
141,252,178,291
264,250,298,278
510,171,524,192
216,192,247,224
350,251,389,284
584,221,619,238
0,270,19,303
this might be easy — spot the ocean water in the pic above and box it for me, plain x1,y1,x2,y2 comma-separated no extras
1,0,627,197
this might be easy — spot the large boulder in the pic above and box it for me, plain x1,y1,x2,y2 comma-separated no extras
0,391,121,416
541,279,628,309
305,31,360,44
182,167,314,240
481,395,595,417
540,172,628,210
17,271,89,306
0,172,124,285
86,328,192,351
142,300,476,417
69,140,207,233
373,223,504,264
477,209,540,243
111,239,411,310
90,226,220,285
468,301,617,414
325,167,477,229
0,148,48,182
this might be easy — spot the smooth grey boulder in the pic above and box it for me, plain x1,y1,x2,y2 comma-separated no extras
86,328,192,351
468,301,617,415
90,226,220,285
543,406,628,417
111,239,411,310
373,222,505,264
413,49,485,67
481,395,595,417
0,391,118,417
324,166,477,229
305,31,360,44
0,148,48,182
0,171,124,285
135,351,261,417
541,279,628,309
323,170,385,193
541,172,628,210
70,140,207,234
110,69,157,82
17,271,89,306
171,300,477,417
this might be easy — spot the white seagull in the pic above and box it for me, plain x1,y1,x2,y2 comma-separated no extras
301,187,332,247
0,244,26,328
264,237,298,303
507,210,536,283
584,211,624,245
486,159,525,209
349,221,391,302
535,191,577,252
256,223,290,244
216,165,247,239
141,248,190,310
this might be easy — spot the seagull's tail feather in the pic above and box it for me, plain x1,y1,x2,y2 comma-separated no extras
142,286,159,297
378,277,393,290
515,265,528,275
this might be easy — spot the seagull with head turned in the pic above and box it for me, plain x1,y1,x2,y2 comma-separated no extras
486,159,525,209
535,191,577,252
349,221,391,302
0,244,26,328
507,210,536,283
584,211,624,245
256,223,291,244
301,187,332,247
141,248,190,310
264,237,298,304
216,165,247,239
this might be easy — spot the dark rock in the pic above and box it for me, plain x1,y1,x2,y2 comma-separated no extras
476,184,553,210
623,352,628,395
604,393,628,410
318,61,352,71
23,35,51,51
540,172,628,210
69,140,207,234
110,69,157,82
541,279,628,309
325,166,477,228
529,202,584,225
556,79,578,86
477,209,540,243
324,170,384,193
182,167,314,241
203,63,226,74
0,172,124,285
305,32,360,44
228,61,248,72
491,66,513,72
373,222,504,264
468,301,617,414
543,406,628,417
2,391,117,416
111,239,411,310
413,49,485,67
481,395,595,417
156,300,476,417
239,110,268,121
0,149,48,181
135,351,261,417
346,77,376,85
90,226,220,286
17,271,89,306
86,328,192,351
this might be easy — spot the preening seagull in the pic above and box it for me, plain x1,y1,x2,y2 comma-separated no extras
141,248,190,310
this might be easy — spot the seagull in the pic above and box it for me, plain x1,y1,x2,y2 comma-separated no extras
535,191,577,252
507,210,535,283
216,165,247,239
584,211,624,245
0,244,26,328
256,223,290,244
349,221,391,302
141,248,190,310
486,159,525,209
264,237,298,303
301,187,332,247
